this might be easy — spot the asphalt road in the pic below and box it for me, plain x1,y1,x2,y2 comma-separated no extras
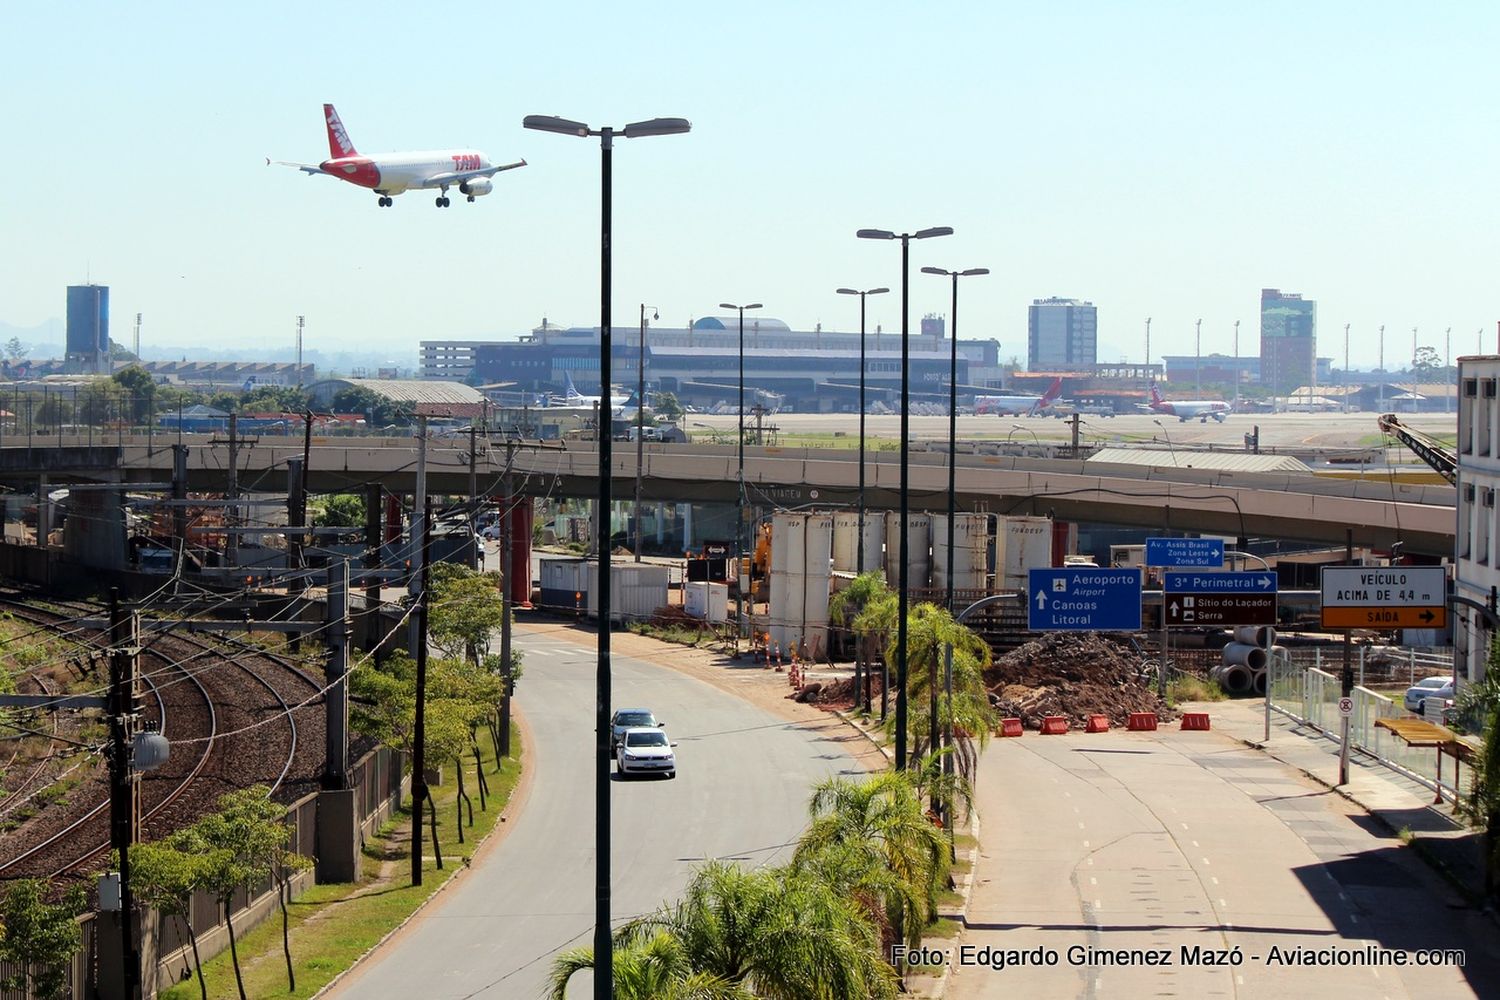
949,729,1500,999
328,629,858,1000
686,410,1456,452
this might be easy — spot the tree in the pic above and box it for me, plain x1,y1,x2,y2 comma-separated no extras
653,390,685,421
428,563,507,664
3,337,26,362
311,493,366,529
239,384,310,413
618,861,899,1000
0,879,86,1000
793,771,949,956
547,929,753,1000
891,603,996,778
1466,635,1500,899
112,364,158,423
1411,345,1442,377
331,384,403,427
131,840,211,1000
828,570,890,712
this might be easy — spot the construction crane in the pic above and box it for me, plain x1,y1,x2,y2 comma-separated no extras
1377,413,1457,485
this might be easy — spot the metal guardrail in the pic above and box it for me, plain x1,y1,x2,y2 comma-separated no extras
1268,654,1473,803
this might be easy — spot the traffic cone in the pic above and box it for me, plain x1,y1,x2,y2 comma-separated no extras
773,643,783,672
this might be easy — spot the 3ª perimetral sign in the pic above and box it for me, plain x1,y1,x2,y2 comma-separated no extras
1320,566,1448,629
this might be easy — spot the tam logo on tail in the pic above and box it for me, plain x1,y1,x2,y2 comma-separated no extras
324,103,358,158
1040,377,1063,405
1148,383,1164,405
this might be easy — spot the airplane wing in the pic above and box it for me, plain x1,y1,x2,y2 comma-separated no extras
266,158,333,177
422,159,528,186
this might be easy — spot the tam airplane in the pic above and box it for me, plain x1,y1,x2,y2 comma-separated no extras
269,104,526,207
974,377,1064,416
543,372,632,413
1148,383,1232,423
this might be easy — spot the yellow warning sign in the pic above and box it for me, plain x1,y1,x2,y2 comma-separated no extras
1320,606,1447,629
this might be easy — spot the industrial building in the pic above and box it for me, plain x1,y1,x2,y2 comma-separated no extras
304,378,488,419
422,315,1004,412
66,284,110,373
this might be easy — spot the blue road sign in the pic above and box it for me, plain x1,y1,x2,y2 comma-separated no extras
1145,537,1225,568
1164,571,1277,594
1027,568,1143,631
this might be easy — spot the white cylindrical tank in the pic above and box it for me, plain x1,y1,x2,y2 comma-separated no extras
802,514,833,576
884,511,931,590
771,512,805,575
929,513,992,593
994,515,1052,591
833,512,884,575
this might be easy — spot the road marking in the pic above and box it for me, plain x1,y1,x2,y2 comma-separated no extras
1079,822,1086,829
1219,898,1228,908
1094,898,1102,910
1211,876,1219,885
1181,822,1189,830
1083,839,1090,848
1201,857,1210,866
1192,840,1199,847
1237,975,1245,986
1090,877,1097,885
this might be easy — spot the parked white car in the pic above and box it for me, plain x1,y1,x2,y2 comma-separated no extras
1403,676,1454,713
615,727,676,778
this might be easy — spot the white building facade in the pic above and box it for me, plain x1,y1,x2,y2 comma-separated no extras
1455,355,1500,680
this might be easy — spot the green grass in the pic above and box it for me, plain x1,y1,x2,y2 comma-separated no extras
159,736,522,1000
922,915,963,940
1168,675,1228,705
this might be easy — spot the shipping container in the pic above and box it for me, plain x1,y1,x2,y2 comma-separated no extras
929,513,992,592
883,511,931,590
586,561,672,623
995,515,1052,591
539,556,589,612
832,512,884,575
684,580,730,623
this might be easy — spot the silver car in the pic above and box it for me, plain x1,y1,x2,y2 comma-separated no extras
615,727,676,778
1403,676,1454,713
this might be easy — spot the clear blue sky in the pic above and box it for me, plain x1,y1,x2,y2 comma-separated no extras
3,1,1496,369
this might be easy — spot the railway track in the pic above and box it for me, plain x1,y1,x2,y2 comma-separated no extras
0,593,327,878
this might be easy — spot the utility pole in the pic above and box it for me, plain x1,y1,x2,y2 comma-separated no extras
296,316,305,386
500,438,515,757
325,561,349,788
411,498,432,886
287,457,306,573
171,444,188,585
1339,528,1354,786
1344,323,1351,414
364,484,383,658
1233,320,1240,412
1379,325,1386,412
1144,317,1152,376
1195,318,1202,398
1068,413,1081,458
108,590,140,1000
468,424,480,570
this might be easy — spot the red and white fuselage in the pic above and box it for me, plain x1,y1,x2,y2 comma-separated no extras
1147,383,1232,422
271,104,525,206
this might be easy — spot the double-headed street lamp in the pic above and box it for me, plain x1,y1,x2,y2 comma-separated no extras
856,225,952,771
634,304,659,563
834,286,889,579
919,264,987,792
720,301,762,642
523,112,689,1000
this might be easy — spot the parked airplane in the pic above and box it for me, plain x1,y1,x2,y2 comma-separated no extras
1148,383,1232,422
974,377,1065,416
544,371,632,412
269,104,527,208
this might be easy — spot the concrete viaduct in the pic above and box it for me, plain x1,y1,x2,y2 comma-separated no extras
0,436,1457,559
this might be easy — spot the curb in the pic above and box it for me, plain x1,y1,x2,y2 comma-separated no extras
311,711,533,999
830,707,895,764
927,804,981,1000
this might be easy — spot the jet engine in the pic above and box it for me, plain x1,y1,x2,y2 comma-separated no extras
459,177,493,197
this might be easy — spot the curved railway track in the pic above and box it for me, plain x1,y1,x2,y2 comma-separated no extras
0,594,327,878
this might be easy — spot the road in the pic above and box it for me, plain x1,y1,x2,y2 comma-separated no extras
328,627,858,1000
948,728,1500,999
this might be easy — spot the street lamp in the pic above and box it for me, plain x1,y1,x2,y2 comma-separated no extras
1195,318,1202,398
1008,423,1040,447
857,224,952,772
523,111,689,1000
1233,319,1240,412
1152,418,1179,466
920,263,987,809
634,304,658,563
835,286,889,581
720,301,762,644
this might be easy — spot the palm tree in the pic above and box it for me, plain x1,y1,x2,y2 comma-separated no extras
894,603,997,785
617,861,899,1000
828,571,889,712
793,771,949,953
545,929,752,1000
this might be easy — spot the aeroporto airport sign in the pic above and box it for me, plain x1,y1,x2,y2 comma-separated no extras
1319,566,1448,629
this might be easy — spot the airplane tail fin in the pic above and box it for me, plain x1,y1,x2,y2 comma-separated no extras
1148,383,1164,405
563,371,583,400
1040,377,1064,406
323,104,358,158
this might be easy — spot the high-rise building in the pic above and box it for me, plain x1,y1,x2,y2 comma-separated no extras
1027,298,1096,370
1259,288,1315,393
66,284,110,372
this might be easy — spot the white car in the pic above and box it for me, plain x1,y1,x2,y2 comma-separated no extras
1403,676,1454,713
615,726,676,778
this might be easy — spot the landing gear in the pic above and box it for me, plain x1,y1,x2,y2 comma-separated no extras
376,195,392,207
436,188,451,208
467,195,475,203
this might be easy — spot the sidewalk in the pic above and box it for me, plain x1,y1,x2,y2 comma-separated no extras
1204,696,1488,902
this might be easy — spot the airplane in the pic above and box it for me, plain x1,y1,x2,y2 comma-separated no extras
1147,383,1232,423
544,371,632,412
269,104,527,208
974,377,1065,417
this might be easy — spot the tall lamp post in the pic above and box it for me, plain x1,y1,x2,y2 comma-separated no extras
1153,418,1178,467
857,224,952,771
1144,317,1152,379
1232,319,1240,412
1195,318,1202,398
634,304,658,563
920,263,987,805
835,286,889,580
522,112,689,1000
720,301,762,643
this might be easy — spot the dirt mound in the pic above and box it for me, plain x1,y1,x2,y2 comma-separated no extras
983,633,1175,730
792,673,887,712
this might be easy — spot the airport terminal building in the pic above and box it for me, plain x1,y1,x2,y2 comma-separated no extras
423,316,1003,412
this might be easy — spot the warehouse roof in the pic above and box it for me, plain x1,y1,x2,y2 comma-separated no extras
1086,447,1312,474
305,378,487,417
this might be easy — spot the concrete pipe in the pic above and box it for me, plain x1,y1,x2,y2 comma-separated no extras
1217,663,1254,694
1234,626,1276,648
1251,668,1267,696
1222,642,1269,671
